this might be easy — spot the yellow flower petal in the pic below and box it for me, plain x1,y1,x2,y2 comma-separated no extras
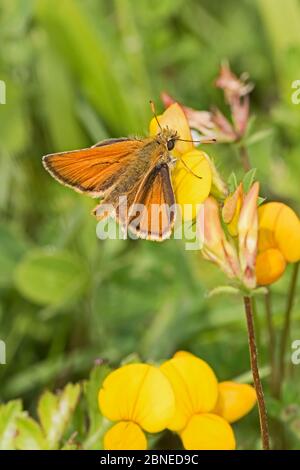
274,205,300,263
172,150,212,221
180,413,236,450
149,103,193,155
258,202,281,252
213,381,257,423
99,363,175,433
258,202,300,262
256,248,286,285
160,351,218,432
104,421,147,450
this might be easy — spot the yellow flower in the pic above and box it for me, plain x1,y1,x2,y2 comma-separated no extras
160,351,219,432
256,202,300,285
150,103,212,220
99,363,175,450
160,351,256,450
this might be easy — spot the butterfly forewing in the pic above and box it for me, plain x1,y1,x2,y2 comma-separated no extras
42,138,143,197
43,133,177,242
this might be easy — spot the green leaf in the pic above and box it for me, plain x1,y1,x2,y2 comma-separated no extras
207,285,241,298
0,77,29,154
15,415,48,450
120,353,142,366
0,400,23,450
35,0,141,134
36,42,86,151
245,128,273,146
38,383,81,450
251,286,268,296
83,364,110,450
233,365,270,384
265,396,283,419
14,249,89,306
227,172,238,193
242,168,257,193
258,196,266,206
2,351,94,397
244,115,257,139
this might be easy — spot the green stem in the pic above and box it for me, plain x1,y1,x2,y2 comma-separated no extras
239,145,269,449
264,290,276,391
244,296,270,450
274,262,299,398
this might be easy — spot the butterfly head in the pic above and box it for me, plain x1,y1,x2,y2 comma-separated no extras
157,127,179,152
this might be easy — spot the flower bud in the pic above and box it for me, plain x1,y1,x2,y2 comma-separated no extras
222,183,243,236
238,182,259,289
201,197,241,279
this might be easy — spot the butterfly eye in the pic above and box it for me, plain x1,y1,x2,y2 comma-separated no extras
167,139,175,151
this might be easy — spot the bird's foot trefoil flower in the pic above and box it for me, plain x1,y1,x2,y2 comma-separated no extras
256,202,300,285
161,351,256,450
98,363,175,450
98,352,256,450
149,102,213,220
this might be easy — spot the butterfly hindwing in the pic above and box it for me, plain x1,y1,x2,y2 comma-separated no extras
128,163,176,241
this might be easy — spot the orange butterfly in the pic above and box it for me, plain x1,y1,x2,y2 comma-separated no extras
43,105,214,241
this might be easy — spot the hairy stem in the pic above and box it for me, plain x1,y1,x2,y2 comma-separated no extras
244,296,270,450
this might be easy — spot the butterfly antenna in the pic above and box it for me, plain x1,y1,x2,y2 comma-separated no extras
177,137,216,144
178,155,202,180
150,100,162,132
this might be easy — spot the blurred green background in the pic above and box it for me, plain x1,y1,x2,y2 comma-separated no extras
1,0,300,449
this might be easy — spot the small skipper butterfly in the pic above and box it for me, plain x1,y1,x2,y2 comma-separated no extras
43,103,215,241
